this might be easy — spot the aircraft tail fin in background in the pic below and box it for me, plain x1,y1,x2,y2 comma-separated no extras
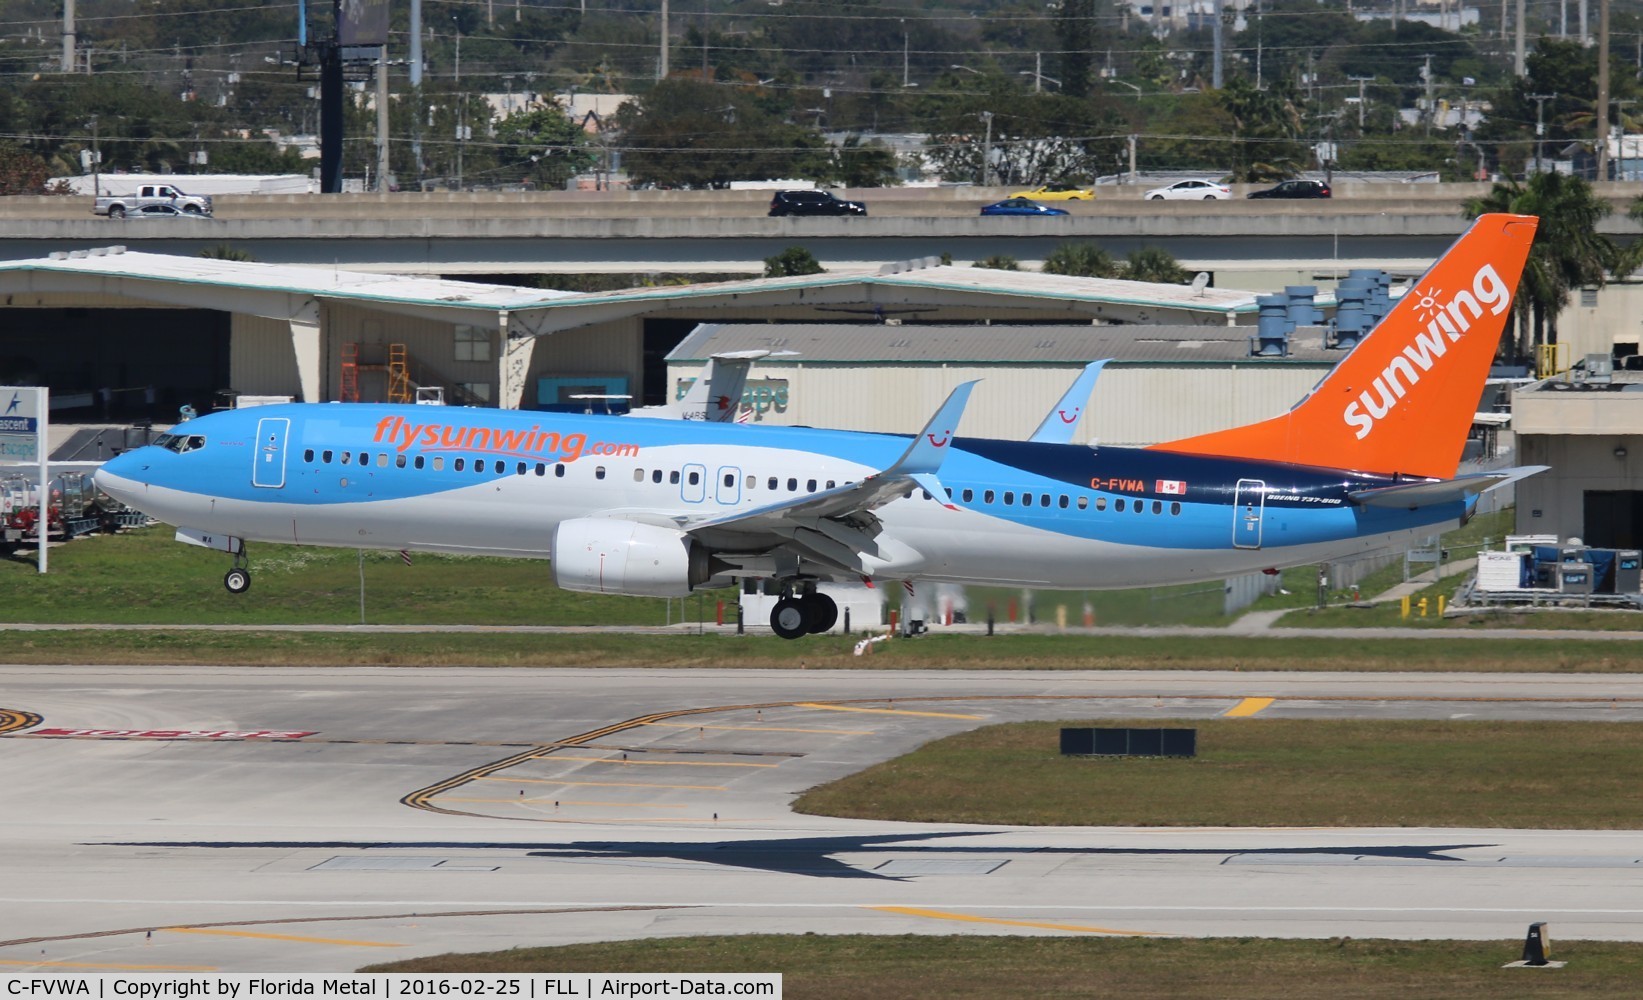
1029,360,1107,444
1148,213,1539,479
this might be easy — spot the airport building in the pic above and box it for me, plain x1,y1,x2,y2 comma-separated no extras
0,249,1346,443
1514,371,1643,548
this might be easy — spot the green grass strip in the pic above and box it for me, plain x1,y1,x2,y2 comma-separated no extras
365,935,1643,998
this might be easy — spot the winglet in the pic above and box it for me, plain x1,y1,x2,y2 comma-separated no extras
1029,361,1107,444
886,380,978,477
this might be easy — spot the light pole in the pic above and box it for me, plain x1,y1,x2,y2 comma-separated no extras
978,110,993,187
1529,92,1555,174
950,64,982,76
1108,79,1141,100
1019,67,1061,92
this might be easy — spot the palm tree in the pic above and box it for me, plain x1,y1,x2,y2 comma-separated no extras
1124,247,1192,284
1042,243,1120,278
1464,172,1631,360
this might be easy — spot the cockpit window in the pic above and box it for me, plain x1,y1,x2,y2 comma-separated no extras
156,434,205,454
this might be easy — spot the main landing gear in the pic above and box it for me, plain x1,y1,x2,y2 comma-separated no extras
223,548,251,594
769,588,838,640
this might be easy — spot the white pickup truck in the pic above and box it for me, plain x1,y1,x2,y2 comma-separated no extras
93,183,213,218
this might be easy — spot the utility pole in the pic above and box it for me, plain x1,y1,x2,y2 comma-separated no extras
978,111,993,187
659,0,669,79
1349,74,1373,127
1211,0,1223,89
410,0,422,85
1128,134,1137,184
901,20,909,87
61,0,74,72
1422,54,1434,136
1598,0,1611,180
1515,0,1527,75
1530,93,1556,174
376,45,390,192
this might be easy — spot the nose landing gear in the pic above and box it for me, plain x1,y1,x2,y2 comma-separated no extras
223,548,251,594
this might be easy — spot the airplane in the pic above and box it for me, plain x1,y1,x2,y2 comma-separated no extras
94,213,1541,640
627,349,798,422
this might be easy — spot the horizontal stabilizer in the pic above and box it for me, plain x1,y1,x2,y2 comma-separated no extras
1348,466,1548,509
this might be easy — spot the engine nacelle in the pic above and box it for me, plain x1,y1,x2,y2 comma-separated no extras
551,518,712,598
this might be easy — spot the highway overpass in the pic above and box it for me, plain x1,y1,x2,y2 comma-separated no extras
3,183,1640,277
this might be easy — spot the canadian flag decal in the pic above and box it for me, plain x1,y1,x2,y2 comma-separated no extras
1156,479,1187,495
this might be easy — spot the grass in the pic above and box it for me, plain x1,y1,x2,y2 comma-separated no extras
7,630,1643,669
792,719,1643,828
364,935,1643,998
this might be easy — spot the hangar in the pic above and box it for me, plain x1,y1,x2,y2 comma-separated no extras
0,248,1266,412
1515,371,1643,548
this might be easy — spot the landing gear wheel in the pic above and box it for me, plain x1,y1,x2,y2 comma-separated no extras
806,593,839,634
223,567,251,594
770,597,809,640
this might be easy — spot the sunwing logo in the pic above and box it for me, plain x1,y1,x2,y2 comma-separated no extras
1342,263,1512,441
372,415,639,462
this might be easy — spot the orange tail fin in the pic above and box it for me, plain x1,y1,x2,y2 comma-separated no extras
1150,213,1538,479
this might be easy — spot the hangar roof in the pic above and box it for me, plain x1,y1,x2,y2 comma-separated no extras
0,249,1274,334
669,323,1343,365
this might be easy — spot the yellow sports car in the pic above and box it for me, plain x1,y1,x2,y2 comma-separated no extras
1009,183,1096,201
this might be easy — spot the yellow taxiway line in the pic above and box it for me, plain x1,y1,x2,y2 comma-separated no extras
870,906,1161,936
166,927,401,948
644,722,875,735
795,703,984,720
539,755,778,768
474,776,728,791
1224,697,1275,718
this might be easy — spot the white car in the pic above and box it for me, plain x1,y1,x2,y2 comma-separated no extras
1143,179,1233,201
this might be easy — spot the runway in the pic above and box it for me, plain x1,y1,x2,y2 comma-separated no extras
5,664,1643,972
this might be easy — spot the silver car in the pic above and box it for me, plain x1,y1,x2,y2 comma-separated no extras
1143,179,1232,201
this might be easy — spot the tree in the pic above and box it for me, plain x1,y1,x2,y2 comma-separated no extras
1042,243,1120,278
1463,173,1632,358
614,80,830,188
1217,77,1306,182
1057,0,1094,98
830,135,899,188
973,255,1020,271
764,246,825,277
1124,247,1191,284
493,104,597,189
0,144,55,196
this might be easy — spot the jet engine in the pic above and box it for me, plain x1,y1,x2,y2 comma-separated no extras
551,518,714,597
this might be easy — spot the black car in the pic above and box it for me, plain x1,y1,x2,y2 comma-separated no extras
1247,179,1332,199
768,189,868,217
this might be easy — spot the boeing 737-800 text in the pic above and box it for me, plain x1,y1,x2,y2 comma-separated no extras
95,214,1541,638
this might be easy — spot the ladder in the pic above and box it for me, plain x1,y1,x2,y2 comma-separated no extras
387,343,411,404
339,343,360,402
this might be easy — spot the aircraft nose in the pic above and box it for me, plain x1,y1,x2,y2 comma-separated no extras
94,452,146,506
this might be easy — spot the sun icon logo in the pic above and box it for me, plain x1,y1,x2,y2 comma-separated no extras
1412,285,1444,322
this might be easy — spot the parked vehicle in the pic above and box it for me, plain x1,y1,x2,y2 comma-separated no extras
94,183,214,218
1009,183,1096,201
1143,179,1233,201
979,197,1069,217
768,190,868,217
1247,179,1332,199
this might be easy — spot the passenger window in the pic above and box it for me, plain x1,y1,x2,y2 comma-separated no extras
535,462,546,476
1136,501,1146,515
1058,495,1069,508
787,478,798,491
807,479,817,492
516,462,526,475
1041,495,1051,507
321,450,333,463
454,458,465,471
1004,491,1015,505
433,457,444,471
746,475,755,489
768,477,778,490
826,480,835,489
670,470,680,484
303,449,314,462
984,490,995,504
1152,500,1163,514
397,455,408,469
596,466,607,480
474,459,486,473
635,469,646,483
555,464,566,477
1077,496,1088,510
377,453,388,468
1170,501,1181,516
416,456,427,470
340,452,352,465
357,452,368,465
653,470,663,484
962,489,974,503
688,470,699,485
1115,498,1125,512
1021,493,1032,506
921,490,931,501
724,473,735,487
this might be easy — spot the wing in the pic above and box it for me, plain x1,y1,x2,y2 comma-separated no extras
1348,466,1547,509
674,382,979,575
1028,360,1107,445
